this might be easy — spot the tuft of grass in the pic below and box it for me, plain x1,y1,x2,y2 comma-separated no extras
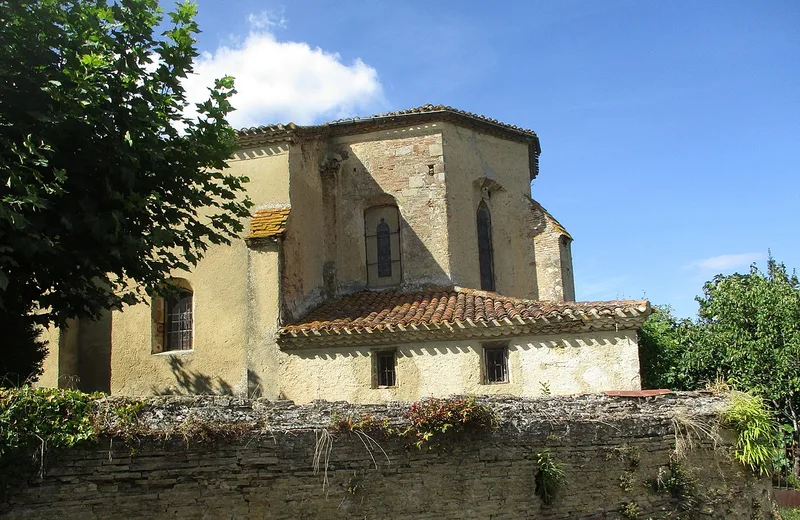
720,391,779,476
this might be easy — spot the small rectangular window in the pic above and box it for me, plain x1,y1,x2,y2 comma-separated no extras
375,351,396,387
484,346,508,384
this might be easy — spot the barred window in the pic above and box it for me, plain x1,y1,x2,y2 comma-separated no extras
375,351,396,387
484,346,508,384
165,290,193,351
151,280,193,354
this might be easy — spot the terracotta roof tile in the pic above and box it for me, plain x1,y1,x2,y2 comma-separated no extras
280,287,650,347
247,208,290,240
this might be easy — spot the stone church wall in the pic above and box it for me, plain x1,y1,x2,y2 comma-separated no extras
1,394,772,519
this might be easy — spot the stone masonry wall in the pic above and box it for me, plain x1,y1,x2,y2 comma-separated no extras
1,394,772,519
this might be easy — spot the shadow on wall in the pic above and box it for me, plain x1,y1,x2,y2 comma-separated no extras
151,356,234,396
282,142,452,323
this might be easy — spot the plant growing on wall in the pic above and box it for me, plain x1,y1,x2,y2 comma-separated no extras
405,397,498,450
533,450,565,505
721,392,780,476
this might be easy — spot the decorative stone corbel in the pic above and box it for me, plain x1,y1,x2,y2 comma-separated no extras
473,176,504,200
319,150,349,177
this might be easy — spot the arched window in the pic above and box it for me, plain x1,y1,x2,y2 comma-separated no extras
152,279,193,353
365,205,401,287
477,202,495,291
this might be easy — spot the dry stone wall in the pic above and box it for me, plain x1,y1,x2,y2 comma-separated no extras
1,393,773,519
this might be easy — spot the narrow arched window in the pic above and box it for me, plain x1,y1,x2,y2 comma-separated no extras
477,202,495,291
377,218,392,277
365,205,401,287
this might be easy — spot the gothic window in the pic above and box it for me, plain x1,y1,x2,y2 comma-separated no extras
377,218,392,277
365,205,402,287
477,202,495,291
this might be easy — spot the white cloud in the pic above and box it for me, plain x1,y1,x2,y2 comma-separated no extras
687,252,764,271
247,10,286,30
182,17,384,128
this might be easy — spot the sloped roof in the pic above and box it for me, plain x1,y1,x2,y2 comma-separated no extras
279,287,650,349
235,104,540,151
529,199,572,239
247,207,290,240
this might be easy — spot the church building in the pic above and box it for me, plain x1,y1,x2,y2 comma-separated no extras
40,104,650,402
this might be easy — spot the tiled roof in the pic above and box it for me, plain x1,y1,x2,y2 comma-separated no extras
235,104,540,149
325,104,537,138
247,207,290,240
280,287,650,348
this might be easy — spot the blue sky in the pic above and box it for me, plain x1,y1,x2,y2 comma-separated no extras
184,0,799,318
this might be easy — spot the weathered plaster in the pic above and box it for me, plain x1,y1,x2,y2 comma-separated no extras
441,123,539,299
279,329,641,404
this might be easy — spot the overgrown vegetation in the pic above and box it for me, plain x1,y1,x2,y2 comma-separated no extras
331,397,498,450
405,396,498,449
639,256,800,480
0,386,144,495
721,392,780,476
533,450,565,505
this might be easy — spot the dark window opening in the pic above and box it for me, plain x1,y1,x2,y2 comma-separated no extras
377,218,392,277
477,202,495,291
484,347,508,384
365,205,402,287
165,290,193,351
376,351,396,387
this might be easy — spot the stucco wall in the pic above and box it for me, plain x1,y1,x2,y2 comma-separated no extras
0,394,773,519
64,148,290,397
281,139,326,321
279,329,641,404
441,123,539,299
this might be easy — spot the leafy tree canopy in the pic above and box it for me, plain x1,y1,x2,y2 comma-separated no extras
639,256,800,477
0,0,251,381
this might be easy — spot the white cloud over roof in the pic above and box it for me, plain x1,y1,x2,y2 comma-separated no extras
182,14,384,128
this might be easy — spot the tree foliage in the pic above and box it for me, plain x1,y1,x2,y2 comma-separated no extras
640,257,800,477
0,0,251,381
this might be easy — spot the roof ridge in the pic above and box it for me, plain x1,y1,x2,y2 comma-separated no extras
234,104,539,143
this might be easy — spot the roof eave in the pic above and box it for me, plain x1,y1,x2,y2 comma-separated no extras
278,314,649,350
